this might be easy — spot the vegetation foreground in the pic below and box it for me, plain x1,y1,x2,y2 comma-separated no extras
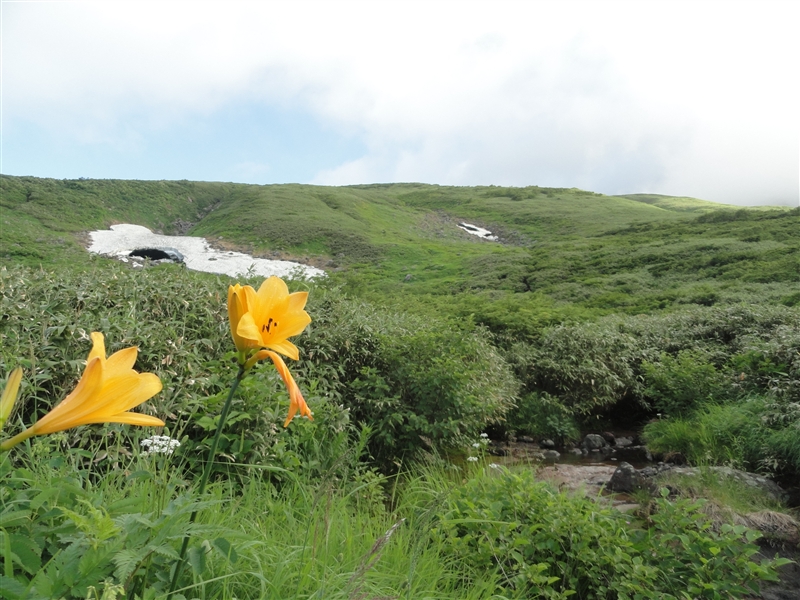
1,175,799,598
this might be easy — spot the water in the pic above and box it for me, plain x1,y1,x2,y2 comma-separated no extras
492,440,654,470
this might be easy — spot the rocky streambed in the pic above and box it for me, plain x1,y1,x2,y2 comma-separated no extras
487,432,800,600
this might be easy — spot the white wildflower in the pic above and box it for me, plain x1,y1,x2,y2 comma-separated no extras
467,456,479,462
480,433,489,438
140,435,181,456
472,442,481,448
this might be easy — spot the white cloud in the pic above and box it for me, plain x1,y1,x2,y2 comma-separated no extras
3,0,798,204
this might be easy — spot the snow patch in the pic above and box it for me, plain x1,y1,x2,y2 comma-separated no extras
457,222,498,241
88,224,324,279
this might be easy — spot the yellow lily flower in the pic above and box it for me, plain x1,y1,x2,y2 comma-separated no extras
228,277,311,361
0,367,23,432
228,276,312,426
0,333,163,451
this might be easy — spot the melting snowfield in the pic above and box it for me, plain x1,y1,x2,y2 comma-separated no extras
88,224,324,279
457,222,498,241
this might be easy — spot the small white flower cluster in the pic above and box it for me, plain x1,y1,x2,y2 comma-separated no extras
140,435,181,456
466,433,491,464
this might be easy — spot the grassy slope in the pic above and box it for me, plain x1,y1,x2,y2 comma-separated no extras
2,175,797,334
615,193,736,212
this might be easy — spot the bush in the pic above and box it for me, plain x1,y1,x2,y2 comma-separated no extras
506,304,800,421
512,392,581,444
433,468,785,598
642,349,731,416
0,264,517,474
299,288,519,468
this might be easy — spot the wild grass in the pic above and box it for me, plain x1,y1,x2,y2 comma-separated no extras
643,398,800,477
4,437,789,599
1,434,504,599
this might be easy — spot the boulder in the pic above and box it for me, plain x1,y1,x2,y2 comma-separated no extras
606,462,644,493
581,434,608,451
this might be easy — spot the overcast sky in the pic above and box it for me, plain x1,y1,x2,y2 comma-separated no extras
2,0,798,206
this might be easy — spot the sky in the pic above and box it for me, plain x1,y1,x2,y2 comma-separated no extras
2,0,798,206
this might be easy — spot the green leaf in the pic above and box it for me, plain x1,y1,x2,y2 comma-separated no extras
112,548,146,583
0,575,28,599
212,537,238,564
187,545,207,575
0,510,30,528
8,533,41,574
29,487,59,511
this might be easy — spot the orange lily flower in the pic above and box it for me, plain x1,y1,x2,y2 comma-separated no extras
228,276,312,426
0,333,163,451
228,277,311,361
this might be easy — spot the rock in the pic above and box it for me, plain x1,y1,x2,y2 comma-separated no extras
518,435,535,443
705,467,788,503
540,439,556,449
581,434,608,451
570,448,583,456
601,431,616,445
640,465,789,504
615,436,633,447
607,462,644,493
542,450,560,460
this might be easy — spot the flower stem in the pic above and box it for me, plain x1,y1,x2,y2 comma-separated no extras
0,426,35,452
168,365,245,597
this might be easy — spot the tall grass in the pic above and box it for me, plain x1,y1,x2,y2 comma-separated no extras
643,398,800,476
1,434,504,599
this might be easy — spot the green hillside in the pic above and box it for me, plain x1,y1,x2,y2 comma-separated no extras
3,174,797,334
2,175,799,596
0,176,729,267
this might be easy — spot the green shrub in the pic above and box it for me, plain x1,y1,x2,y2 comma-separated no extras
299,288,519,467
0,264,516,474
507,304,800,420
642,350,731,416
512,392,581,443
433,468,786,598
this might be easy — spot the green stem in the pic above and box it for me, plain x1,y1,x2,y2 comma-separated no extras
0,426,36,452
167,365,245,597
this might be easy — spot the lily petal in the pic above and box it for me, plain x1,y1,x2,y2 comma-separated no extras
236,312,263,347
106,346,139,373
265,339,300,361
80,412,165,427
11,334,163,442
0,367,23,426
262,351,313,427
